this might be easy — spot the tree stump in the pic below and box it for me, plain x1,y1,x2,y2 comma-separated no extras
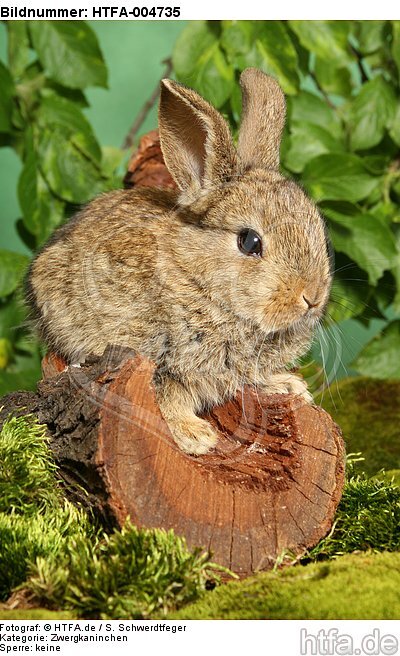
0,347,345,577
123,129,176,190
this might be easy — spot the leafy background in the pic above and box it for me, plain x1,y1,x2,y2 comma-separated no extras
0,20,400,394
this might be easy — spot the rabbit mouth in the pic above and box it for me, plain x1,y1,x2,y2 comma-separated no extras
262,304,323,334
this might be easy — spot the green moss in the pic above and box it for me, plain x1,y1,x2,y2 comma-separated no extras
0,504,93,600
306,474,400,560
0,413,94,600
0,413,60,514
169,551,400,619
26,523,218,619
316,377,400,476
0,610,74,620
373,469,400,486
0,413,217,616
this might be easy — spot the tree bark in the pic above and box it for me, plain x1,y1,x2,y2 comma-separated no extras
0,347,345,577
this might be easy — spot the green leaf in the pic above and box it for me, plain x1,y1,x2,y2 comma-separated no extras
29,21,107,90
289,21,353,65
173,21,234,108
221,21,299,95
392,264,400,313
0,338,13,369
0,295,29,370
14,62,46,117
352,320,400,379
220,20,252,66
391,226,400,313
0,351,42,395
288,91,343,140
357,21,387,54
392,21,400,81
18,164,65,248
26,95,104,208
253,23,299,95
362,155,391,176
229,82,242,123
0,296,27,342
314,58,353,97
18,142,65,246
287,24,310,76
38,129,105,204
389,104,400,147
0,61,15,133
349,76,397,151
371,201,400,225
302,153,380,203
100,146,125,190
323,203,398,285
7,22,30,78
44,82,89,108
327,275,369,322
37,94,102,164
285,123,345,173
394,176,400,201
0,250,29,298
18,141,38,230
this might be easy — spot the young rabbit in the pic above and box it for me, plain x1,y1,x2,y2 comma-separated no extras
26,68,332,455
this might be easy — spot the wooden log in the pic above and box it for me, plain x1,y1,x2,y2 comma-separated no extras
0,347,345,577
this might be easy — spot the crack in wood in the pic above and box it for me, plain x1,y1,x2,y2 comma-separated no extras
286,506,307,541
302,443,337,457
310,479,331,496
229,489,236,571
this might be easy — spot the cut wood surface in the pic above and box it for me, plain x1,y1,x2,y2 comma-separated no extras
0,346,345,577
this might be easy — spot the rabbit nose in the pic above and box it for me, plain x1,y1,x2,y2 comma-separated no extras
302,294,319,310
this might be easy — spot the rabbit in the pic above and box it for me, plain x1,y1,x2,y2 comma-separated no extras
26,68,332,455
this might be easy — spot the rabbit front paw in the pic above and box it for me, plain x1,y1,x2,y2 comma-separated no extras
168,416,218,455
155,373,219,455
261,372,313,404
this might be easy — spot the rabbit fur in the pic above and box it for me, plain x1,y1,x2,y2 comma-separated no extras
26,68,332,455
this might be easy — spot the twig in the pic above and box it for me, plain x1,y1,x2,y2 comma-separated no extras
310,71,337,110
349,45,369,84
121,58,173,150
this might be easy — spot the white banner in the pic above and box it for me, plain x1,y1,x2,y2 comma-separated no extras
0,0,399,20
1,620,400,655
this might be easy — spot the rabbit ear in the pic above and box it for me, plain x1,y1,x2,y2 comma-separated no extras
237,68,286,171
159,79,237,203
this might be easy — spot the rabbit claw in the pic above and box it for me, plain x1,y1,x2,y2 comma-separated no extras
169,416,218,455
261,372,313,404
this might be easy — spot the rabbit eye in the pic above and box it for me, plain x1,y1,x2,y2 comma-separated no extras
237,229,262,257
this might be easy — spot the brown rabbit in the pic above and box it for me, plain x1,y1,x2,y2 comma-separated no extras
26,68,332,455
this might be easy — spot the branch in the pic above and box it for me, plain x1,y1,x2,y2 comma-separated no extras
121,58,173,150
349,45,369,84
310,71,337,110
